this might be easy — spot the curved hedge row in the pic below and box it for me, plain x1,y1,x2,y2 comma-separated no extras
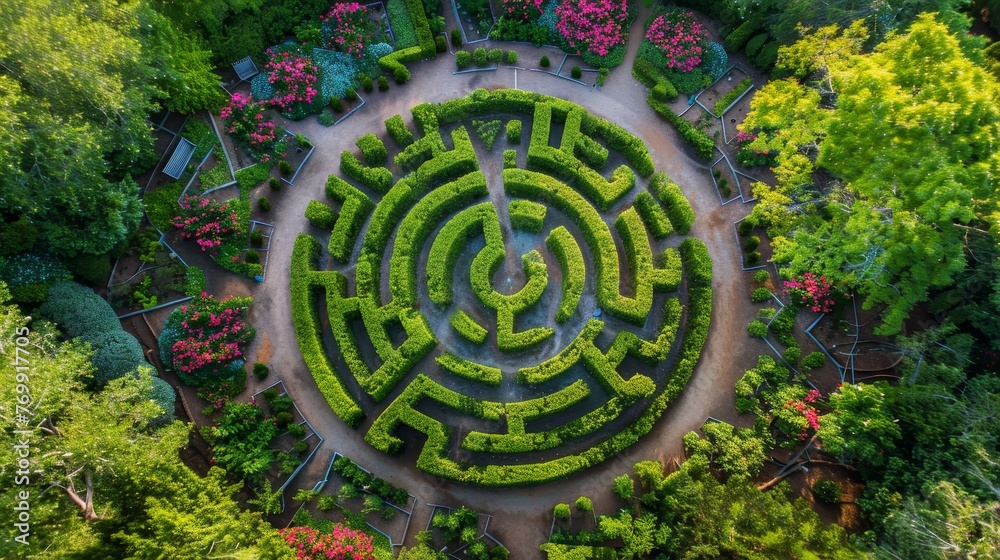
633,190,673,239
427,203,494,306
545,226,586,324
470,248,554,352
356,133,388,165
436,351,501,385
290,234,364,427
508,199,547,233
384,114,414,147
340,150,394,193
649,172,696,234
647,93,716,161
305,200,337,229
325,175,375,262
449,310,488,344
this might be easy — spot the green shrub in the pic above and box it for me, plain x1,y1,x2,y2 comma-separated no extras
293,441,309,454
343,87,358,102
363,76,374,92
318,109,335,126
540,55,550,68
802,352,826,369
330,96,343,112
305,200,338,229
754,269,770,283
506,50,518,64
385,114,415,147
325,176,375,262
724,15,763,52
745,33,769,57
575,496,593,511
783,345,801,365
449,311,488,344
472,47,488,67
647,93,715,160
378,75,390,91
755,41,780,69
634,190,673,239
289,423,306,439
738,219,755,236
713,78,753,115
88,330,145,388
279,160,293,176
148,374,176,427
553,503,571,519
40,281,121,340
393,66,411,83
571,66,582,79
488,48,503,64
503,149,517,168
356,133,388,165
66,253,111,285
508,199,546,233
456,50,471,69
649,172,695,234
751,287,772,303
747,319,768,338
340,151,393,193
268,177,280,191
505,119,522,143
249,230,264,248
812,479,841,503
184,266,206,297
257,197,270,212
253,362,269,380
451,28,462,47
436,352,500,385
613,474,634,500
744,235,761,252
435,35,447,53
746,251,761,265
244,249,260,264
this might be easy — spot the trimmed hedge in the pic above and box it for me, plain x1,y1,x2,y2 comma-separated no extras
305,200,338,229
646,93,715,160
340,150,394,193
39,280,121,341
503,148,517,169
574,134,608,170
724,15,764,52
470,248,554,352
506,119,522,143
649,172,696,234
508,199,547,233
437,351,500,385
324,175,375,262
546,226,586,324
427,202,495,306
88,330,145,388
356,133,388,165
632,58,679,102
331,455,410,506
385,114,415,147
290,234,365,427
378,45,422,79
633,190,673,239
449,310,489,344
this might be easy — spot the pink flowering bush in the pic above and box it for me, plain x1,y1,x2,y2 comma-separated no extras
734,130,776,167
782,391,822,441
784,272,836,314
645,10,707,72
168,294,255,386
280,525,376,560
502,0,544,21
264,48,319,112
172,196,241,255
220,93,277,149
321,3,372,58
555,0,628,56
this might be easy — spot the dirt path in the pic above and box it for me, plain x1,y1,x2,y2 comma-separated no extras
185,16,770,557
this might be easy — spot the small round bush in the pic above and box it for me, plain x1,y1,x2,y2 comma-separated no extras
278,160,293,176
738,220,754,236
362,76,374,92
345,87,358,102
506,119,522,143
451,28,462,48
746,251,761,265
753,269,770,283
253,362,269,380
393,66,411,84
472,47,487,67
317,495,337,511
750,287,772,303
812,479,841,503
553,503,571,519
293,441,309,454
89,330,145,388
802,351,826,369
783,345,801,365
330,96,343,112
40,280,121,340
288,423,306,439
540,55,550,68
378,75,389,91
744,235,761,252
244,249,260,264
257,197,271,212
275,411,294,428
747,319,768,338
506,50,518,64
435,35,447,53
596,67,609,86
575,496,592,512
571,66,582,79
250,230,264,247
268,177,281,191
456,50,472,70
487,48,503,64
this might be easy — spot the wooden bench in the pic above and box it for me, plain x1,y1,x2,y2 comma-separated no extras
163,138,196,179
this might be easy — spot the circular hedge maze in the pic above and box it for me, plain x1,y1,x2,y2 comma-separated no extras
291,89,713,486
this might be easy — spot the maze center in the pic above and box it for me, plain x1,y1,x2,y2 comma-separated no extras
290,89,713,486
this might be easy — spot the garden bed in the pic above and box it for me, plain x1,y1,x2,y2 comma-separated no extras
107,225,199,315
711,156,740,203
453,0,495,44
695,66,752,118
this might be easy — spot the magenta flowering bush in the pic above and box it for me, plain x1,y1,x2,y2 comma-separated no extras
220,93,277,148
172,196,241,254
784,272,836,313
734,130,776,167
169,294,255,381
555,0,628,56
321,2,372,58
645,10,707,72
280,525,376,560
502,0,544,21
264,49,319,111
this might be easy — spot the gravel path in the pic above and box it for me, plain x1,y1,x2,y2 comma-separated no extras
199,8,769,556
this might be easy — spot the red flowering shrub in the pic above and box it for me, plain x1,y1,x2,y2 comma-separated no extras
265,49,319,111
502,0,544,21
645,10,707,72
172,196,241,254
168,294,255,384
734,130,776,167
321,3,372,58
280,525,376,560
555,0,628,56
220,93,277,148
784,272,836,313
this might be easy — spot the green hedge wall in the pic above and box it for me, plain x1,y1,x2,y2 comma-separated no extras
436,351,500,385
305,199,338,229
449,310,489,344
545,226,586,324
427,202,494,306
508,198,547,233
356,133,388,166
384,114,415,147
633,190,673,239
340,150,394,193
649,172,696,234
646,93,715,160
325,175,375,262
